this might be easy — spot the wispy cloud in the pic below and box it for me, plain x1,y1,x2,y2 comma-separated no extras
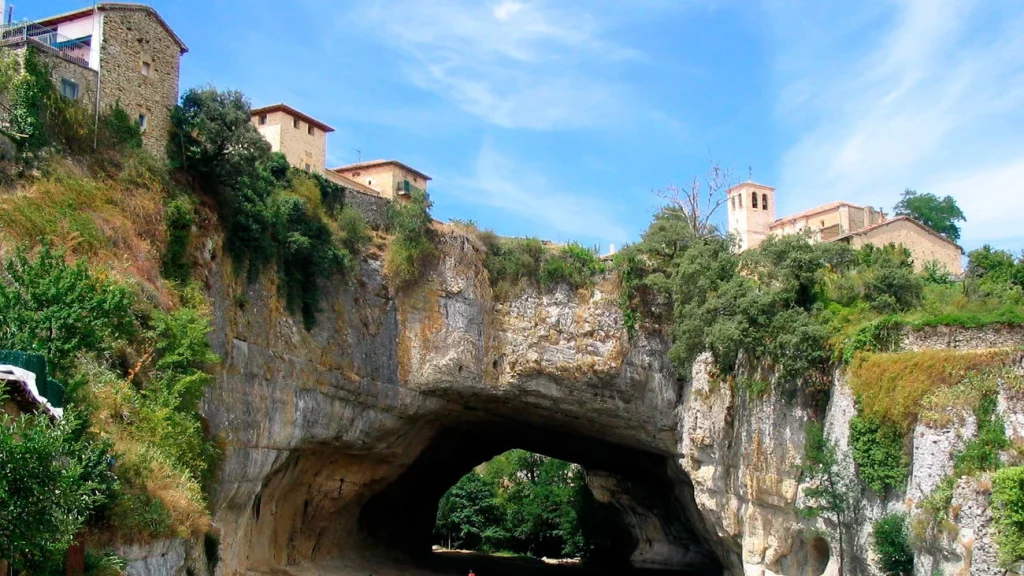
350,0,641,129
448,140,630,244
770,0,1024,248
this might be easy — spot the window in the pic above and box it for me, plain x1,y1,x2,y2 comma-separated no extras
137,113,148,131
367,179,373,186
307,125,315,136
731,196,736,210
141,61,151,76
293,118,300,129
751,192,758,209
305,164,311,171
739,195,742,209
60,78,79,100
820,220,825,228
762,193,768,211
258,114,267,125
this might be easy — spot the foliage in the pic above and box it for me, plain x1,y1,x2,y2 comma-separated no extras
99,102,144,150
84,549,129,576
872,513,914,575
800,421,854,576
336,205,370,256
838,315,904,364
967,245,1024,293
538,243,604,289
953,394,1008,477
168,87,354,327
993,466,1024,568
162,195,195,283
434,450,618,561
894,188,966,243
0,244,136,378
481,235,546,297
613,247,646,337
7,48,92,154
384,190,435,287
0,408,118,573
849,415,908,494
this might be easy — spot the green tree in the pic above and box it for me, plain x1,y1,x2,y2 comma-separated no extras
435,472,503,551
801,422,854,576
849,415,908,494
0,406,117,573
872,513,914,575
993,466,1024,567
893,189,966,243
384,189,435,287
0,245,137,378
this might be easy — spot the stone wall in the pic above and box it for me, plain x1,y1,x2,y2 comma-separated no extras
846,217,963,274
6,46,98,115
903,324,1024,351
344,187,389,229
98,6,183,155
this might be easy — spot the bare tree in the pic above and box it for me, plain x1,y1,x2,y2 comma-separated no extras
655,159,736,238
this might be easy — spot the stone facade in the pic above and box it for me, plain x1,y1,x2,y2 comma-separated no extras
343,187,390,230
332,159,431,200
95,6,186,155
6,46,98,113
837,216,964,274
251,105,332,173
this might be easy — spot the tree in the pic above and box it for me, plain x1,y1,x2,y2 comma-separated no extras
0,405,117,573
893,189,966,243
435,472,503,551
801,422,855,576
655,159,735,239
871,513,914,575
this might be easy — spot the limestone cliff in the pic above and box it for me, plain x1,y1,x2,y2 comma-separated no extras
183,229,1023,576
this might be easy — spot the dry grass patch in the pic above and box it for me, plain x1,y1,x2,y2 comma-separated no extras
849,349,1016,429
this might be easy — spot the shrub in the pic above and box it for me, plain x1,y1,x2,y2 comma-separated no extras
0,408,117,574
336,205,370,256
7,48,92,154
99,102,143,150
993,466,1024,567
872,513,914,575
0,244,137,378
849,415,908,494
483,236,546,296
384,190,434,287
539,243,604,289
840,315,904,363
953,394,1008,477
162,195,195,283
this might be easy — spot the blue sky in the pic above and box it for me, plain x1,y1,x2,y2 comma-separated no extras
28,0,1024,253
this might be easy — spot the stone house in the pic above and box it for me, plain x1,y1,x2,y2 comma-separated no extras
1,2,187,154
727,181,963,274
331,159,431,201
251,103,335,174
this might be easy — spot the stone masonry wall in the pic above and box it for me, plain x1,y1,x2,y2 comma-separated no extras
6,46,98,114
903,324,1024,351
344,187,389,230
98,7,182,155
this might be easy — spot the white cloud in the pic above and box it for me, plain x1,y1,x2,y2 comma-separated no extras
448,140,629,243
771,0,1024,248
351,0,641,129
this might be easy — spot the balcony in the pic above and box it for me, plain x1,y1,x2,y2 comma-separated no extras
396,179,424,197
0,22,92,69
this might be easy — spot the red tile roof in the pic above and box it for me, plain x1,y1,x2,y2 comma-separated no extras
250,104,335,133
332,159,431,181
35,3,188,54
833,216,964,252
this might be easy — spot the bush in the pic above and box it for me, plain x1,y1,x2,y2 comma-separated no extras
0,408,117,574
162,195,195,283
993,466,1024,568
336,205,370,256
539,243,604,289
483,236,546,296
849,415,908,494
384,190,434,287
0,244,137,378
99,102,143,150
953,394,1008,476
7,48,92,154
872,513,914,575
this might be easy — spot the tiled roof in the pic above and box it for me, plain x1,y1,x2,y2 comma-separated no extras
251,104,335,133
35,3,188,53
833,216,964,252
333,159,431,181
773,201,866,225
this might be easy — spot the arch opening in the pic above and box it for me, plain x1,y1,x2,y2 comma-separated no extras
358,419,724,575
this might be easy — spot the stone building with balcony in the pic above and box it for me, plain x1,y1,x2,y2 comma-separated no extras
727,181,963,274
1,2,187,154
331,159,431,201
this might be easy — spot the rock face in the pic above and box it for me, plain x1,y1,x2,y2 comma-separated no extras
198,230,1023,576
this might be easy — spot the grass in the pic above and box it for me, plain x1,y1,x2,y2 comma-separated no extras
848,349,1016,430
